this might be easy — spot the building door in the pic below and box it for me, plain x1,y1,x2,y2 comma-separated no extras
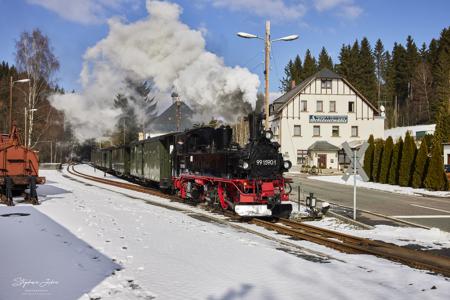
318,154,327,169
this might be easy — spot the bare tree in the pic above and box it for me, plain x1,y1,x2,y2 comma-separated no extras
15,28,59,147
412,61,432,124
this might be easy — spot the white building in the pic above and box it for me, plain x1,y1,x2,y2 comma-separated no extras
269,68,384,169
444,143,450,167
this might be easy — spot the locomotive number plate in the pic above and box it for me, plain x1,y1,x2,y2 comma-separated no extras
256,159,277,166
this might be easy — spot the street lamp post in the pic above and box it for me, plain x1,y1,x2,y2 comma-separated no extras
237,21,298,130
9,77,30,130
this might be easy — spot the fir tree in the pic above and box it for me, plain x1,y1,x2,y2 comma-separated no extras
372,140,384,182
318,47,333,70
399,131,417,186
363,135,375,181
280,55,302,92
379,136,394,184
301,49,318,80
412,139,429,188
388,137,403,185
337,44,352,79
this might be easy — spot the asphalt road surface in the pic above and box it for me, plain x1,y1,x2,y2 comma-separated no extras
287,173,450,232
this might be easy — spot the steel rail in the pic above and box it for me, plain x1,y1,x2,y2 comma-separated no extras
253,218,450,277
68,164,450,277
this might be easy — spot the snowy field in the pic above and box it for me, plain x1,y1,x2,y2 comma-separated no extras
0,168,449,300
308,174,450,198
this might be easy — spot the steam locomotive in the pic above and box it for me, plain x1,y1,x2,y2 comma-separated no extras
92,113,293,217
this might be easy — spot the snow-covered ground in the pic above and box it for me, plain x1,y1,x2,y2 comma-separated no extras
308,174,450,198
1,168,449,300
385,124,435,140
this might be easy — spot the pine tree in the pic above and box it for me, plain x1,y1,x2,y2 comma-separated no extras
399,131,417,186
301,49,318,80
372,140,384,182
424,142,448,190
358,37,378,106
318,47,333,70
337,44,352,79
412,139,429,188
387,43,409,126
379,136,394,184
280,55,302,92
363,135,375,181
374,39,388,105
388,137,403,185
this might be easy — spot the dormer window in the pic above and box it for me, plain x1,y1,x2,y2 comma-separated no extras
321,79,332,89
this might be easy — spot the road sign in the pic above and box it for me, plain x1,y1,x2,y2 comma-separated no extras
341,141,369,220
341,142,369,182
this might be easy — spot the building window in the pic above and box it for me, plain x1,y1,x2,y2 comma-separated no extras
321,79,332,89
294,125,301,136
332,126,339,137
351,126,358,137
301,100,307,112
316,101,323,112
330,101,336,112
348,101,355,112
313,125,320,137
297,149,308,165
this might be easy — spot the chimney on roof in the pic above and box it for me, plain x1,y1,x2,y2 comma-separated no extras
171,92,179,104
291,80,296,89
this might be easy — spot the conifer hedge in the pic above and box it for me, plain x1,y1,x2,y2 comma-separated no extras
388,137,403,185
379,136,394,184
399,131,417,186
363,135,375,181
412,139,429,188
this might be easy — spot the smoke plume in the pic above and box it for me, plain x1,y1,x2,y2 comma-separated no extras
50,0,260,139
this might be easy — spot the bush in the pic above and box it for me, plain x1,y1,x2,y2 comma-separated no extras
399,131,417,187
412,139,429,188
379,136,394,184
363,135,375,181
424,143,448,191
388,137,403,185
372,140,384,182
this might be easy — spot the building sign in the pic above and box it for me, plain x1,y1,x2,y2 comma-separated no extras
309,115,348,123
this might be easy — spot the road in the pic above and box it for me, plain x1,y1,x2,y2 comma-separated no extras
287,173,450,232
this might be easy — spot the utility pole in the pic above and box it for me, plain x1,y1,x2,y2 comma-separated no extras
237,24,298,131
264,21,271,130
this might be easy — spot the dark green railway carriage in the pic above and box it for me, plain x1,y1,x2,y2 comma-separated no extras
111,146,130,176
130,133,175,189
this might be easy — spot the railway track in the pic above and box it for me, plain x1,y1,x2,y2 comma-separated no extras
67,164,450,277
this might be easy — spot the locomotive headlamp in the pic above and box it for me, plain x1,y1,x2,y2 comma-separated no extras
283,160,292,170
242,161,249,169
264,130,273,140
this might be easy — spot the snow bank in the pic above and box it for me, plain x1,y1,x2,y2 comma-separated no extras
1,169,449,299
308,174,450,198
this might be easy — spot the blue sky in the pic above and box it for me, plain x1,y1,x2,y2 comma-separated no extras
0,0,449,94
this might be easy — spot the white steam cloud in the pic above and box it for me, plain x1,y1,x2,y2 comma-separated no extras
51,0,260,139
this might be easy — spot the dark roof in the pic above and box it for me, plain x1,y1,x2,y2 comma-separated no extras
271,68,379,115
273,68,341,105
308,141,340,151
149,101,194,132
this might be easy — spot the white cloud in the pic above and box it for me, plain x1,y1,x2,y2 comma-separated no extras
27,0,141,24
313,0,362,19
205,0,307,20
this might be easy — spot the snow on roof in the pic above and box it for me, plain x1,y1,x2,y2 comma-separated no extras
384,124,435,140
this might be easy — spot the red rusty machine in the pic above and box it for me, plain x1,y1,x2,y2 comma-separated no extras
0,123,45,206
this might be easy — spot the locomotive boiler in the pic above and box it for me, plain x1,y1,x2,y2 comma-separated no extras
172,113,293,217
